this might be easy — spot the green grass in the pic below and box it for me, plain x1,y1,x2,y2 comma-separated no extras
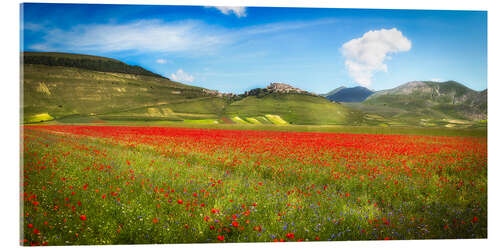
24,51,123,62
167,97,228,115
264,114,288,125
224,93,365,125
244,118,262,125
254,116,273,124
54,115,103,124
183,119,219,124
22,63,213,121
36,120,487,137
23,51,164,78
230,116,250,124
24,113,55,123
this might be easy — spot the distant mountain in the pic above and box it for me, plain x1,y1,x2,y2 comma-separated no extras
323,86,374,102
321,86,346,97
347,81,487,125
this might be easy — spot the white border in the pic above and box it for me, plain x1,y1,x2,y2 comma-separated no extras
2,0,498,249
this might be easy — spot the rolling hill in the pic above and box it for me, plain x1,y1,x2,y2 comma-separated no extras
321,86,346,98
225,92,364,125
22,52,228,123
21,52,364,125
322,86,374,102
21,52,486,127
344,81,487,127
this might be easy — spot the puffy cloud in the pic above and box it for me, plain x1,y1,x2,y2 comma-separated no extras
341,28,411,87
170,69,194,83
211,6,247,17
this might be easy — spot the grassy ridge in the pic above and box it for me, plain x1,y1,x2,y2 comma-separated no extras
22,63,215,122
354,81,487,126
224,93,366,125
23,52,165,78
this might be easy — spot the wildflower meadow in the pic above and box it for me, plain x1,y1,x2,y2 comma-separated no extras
21,125,486,245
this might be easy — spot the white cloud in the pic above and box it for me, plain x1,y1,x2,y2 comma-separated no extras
241,18,336,36
211,6,247,17
170,69,194,83
430,78,442,82
28,18,335,56
156,59,168,64
341,28,411,87
29,19,225,54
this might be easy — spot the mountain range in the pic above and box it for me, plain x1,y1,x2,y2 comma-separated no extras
21,52,487,128
342,81,487,127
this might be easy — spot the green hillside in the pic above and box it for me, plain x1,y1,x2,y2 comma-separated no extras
22,52,360,126
22,53,226,123
23,52,165,78
224,93,365,125
345,81,487,127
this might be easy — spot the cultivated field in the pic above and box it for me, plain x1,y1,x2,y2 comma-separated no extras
21,125,487,245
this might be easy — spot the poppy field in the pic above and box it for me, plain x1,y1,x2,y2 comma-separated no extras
21,125,487,246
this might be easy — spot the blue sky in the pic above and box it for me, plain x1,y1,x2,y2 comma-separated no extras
21,3,487,93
